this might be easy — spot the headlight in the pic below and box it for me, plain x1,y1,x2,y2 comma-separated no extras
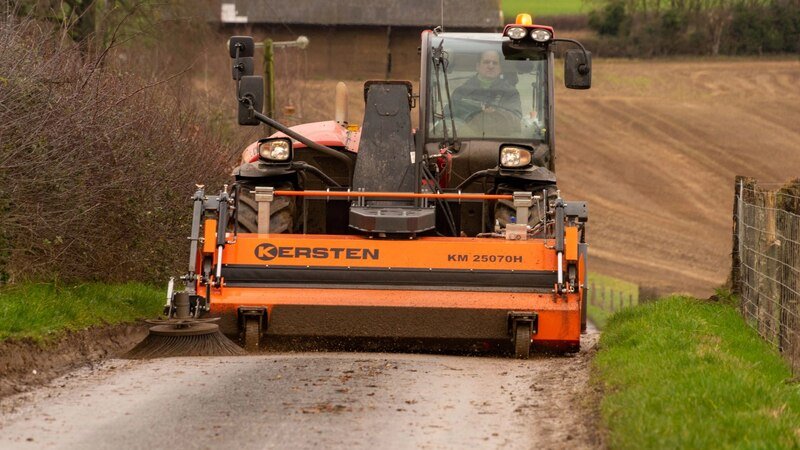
258,139,292,162
500,147,532,168
530,29,552,42
506,27,527,40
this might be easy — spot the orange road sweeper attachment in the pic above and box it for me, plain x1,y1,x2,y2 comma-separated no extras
179,186,587,358
159,15,593,358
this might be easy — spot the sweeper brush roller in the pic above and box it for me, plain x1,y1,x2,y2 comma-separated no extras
124,293,244,359
125,323,244,359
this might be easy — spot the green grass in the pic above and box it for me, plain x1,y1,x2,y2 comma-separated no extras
596,296,800,449
0,283,164,342
503,0,586,18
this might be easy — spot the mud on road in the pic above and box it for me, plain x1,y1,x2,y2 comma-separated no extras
0,329,600,449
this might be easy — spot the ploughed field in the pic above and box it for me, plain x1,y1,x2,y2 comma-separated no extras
555,59,800,296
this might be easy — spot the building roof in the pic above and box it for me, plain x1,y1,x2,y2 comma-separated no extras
219,0,502,29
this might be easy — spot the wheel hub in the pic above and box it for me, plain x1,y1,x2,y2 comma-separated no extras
147,322,220,337
145,317,222,336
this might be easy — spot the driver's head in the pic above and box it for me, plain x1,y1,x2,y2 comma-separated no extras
476,50,501,81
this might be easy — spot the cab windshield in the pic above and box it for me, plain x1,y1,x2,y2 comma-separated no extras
428,36,548,142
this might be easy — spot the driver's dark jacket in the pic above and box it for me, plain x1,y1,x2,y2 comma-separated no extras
450,76,522,121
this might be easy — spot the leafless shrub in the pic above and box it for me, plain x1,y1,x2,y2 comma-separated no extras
0,15,233,283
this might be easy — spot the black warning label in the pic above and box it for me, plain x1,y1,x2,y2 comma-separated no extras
254,243,379,262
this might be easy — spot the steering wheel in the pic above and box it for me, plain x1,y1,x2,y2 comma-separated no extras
464,106,521,135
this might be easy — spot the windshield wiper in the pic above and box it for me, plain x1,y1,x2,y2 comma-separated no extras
431,41,458,148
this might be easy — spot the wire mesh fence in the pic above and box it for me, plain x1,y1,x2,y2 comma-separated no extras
586,278,659,311
588,282,638,312
732,176,800,374
585,277,659,329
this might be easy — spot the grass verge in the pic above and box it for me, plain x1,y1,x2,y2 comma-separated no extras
0,283,163,342
596,296,800,449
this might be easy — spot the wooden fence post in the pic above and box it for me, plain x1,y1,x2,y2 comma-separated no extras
731,176,745,295
778,184,800,373
601,284,606,310
610,288,615,312
740,178,758,322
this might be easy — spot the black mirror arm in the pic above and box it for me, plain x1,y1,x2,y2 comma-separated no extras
552,38,591,75
233,46,242,100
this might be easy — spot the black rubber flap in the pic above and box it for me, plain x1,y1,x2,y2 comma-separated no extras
352,81,416,198
221,265,557,289
266,305,512,340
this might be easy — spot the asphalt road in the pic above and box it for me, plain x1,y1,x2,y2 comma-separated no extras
0,331,599,450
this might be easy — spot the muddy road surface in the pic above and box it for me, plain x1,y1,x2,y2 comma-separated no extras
0,330,599,449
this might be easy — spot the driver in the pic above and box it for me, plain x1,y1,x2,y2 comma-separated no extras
450,50,522,121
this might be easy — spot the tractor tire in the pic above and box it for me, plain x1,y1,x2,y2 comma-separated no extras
514,324,531,359
494,185,557,229
234,181,296,234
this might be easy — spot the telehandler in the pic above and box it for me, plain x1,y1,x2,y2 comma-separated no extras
161,14,591,358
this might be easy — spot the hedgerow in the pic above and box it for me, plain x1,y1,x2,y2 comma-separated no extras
0,16,232,282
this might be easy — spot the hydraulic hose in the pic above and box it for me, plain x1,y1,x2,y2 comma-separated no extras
292,161,342,188
455,169,498,191
422,163,458,236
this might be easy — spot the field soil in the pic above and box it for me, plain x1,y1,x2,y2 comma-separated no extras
555,59,800,296
0,330,600,449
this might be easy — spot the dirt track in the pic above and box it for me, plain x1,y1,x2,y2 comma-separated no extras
0,330,599,450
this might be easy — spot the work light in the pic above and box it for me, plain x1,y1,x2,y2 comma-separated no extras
530,29,552,43
500,146,533,168
506,27,527,40
258,138,292,163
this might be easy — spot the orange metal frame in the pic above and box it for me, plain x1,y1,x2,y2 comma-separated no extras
273,190,513,200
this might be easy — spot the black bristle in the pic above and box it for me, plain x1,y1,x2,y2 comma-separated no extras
124,330,245,359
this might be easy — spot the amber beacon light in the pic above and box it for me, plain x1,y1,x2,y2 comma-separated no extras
516,13,533,25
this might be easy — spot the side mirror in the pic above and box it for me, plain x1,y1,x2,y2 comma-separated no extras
564,49,591,90
238,75,264,126
232,56,254,80
229,36,255,58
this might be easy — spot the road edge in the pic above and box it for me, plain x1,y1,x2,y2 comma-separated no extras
0,323,148,399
